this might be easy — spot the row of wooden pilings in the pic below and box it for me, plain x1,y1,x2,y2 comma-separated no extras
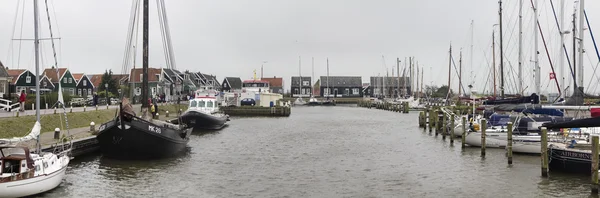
417,106,600,195
357,100,409,113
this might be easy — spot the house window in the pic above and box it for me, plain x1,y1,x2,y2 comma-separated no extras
324,88,330,96
26,76,31,83
140,74,143,82
155,74,160,81
70,88,75,95
83,89,87,96
302,81,309,86
294,88,299,95
68,78,72,83
333,88,338,95
345,88,350,95
78,89,82,96
83,80,87,86
353,88,359,95
151,87,156,96
135,87,141,96
43,81,47,87
0,83,4,93
63,77,67,83
88,88,92,95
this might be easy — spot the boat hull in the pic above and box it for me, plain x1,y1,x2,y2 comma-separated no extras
180,110,228,130
96,118,192,159
548,145,596,175
0,163,67,198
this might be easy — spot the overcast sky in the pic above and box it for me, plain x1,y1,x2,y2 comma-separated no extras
1,0,599,95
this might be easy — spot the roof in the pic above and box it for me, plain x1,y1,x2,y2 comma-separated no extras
261,77,283,87
319,76,362,88
111,74,129,84
0,61,8,78
370,76,410,87
7,69,26,84
198,73,220,86
88,74,103,88
163,68,183,80
72,73,84,82
42,68,68,83
224,77,242,89
290,76,311,86
130,68,162,83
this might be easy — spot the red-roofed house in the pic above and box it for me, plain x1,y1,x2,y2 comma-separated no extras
42,67,77,95
260,76,283,94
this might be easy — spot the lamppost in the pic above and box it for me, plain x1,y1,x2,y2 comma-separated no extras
105,83,109,105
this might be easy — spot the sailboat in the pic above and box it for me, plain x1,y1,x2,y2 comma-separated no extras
96,0,192,159
0,0,70,196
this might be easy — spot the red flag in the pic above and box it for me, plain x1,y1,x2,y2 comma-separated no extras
549,72,556,80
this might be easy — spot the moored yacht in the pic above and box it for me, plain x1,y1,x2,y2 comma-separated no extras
180,89,230,130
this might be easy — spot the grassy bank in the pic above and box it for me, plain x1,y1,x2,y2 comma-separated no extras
0,104,188,138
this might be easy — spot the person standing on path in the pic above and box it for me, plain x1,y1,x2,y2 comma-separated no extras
19,90,26,112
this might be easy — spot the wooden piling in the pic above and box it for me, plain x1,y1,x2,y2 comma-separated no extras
507,122,513,165
403,102,409,113
592,135,599,194
434,111,439,136
541,127,548,177
419,111,424,128
481,120,487,157
442,113,447,140
450,114,455,144
461,116,466,148
428,109,433,132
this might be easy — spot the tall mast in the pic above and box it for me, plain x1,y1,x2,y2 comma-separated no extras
416,65,419,99
493,29,497,97
410,57,414,97
534,0,541,95
326,58,329,97
382,55,386,98
559,0,565,97
577,0,585,95
518,0,523,95
299,56,302,96
421,66,424,99
141,0,149,109
459,50,462,96
572,4,577,95
311,57,314,97
33,0,41,151
397,58,400,98
410,57,413,96
447,44,452,101
470,20,474,87
499,0,505,98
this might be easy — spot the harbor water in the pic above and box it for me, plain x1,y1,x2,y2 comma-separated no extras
38,106,593,197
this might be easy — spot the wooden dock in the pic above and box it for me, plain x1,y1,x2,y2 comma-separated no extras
220,106,291,117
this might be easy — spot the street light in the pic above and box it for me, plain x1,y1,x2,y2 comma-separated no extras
105,83,109,105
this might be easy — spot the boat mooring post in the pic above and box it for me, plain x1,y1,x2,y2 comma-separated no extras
461,116,466,148
434,110,439,136
481,120,487,157
507,122,513,165
442,112,447,140
592,135,599,194
403,102,409,113
428,108,433,133
418,111,424,127
450,114,455,144
541,127,548,177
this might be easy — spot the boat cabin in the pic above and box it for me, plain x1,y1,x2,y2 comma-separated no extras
0,146,34,181
242,80,270,93
190,90,220,114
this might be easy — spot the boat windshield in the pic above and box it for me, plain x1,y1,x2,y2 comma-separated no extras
207,101,214,108
197,100,206,108
190,100,197,108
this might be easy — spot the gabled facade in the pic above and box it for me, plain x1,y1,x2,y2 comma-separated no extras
319,76,363,98
0,63,10,99
9,69,36,95
261,76,284,94
221,77,242,92
197,72,221,90
42,68,76,95
75,74,94,98
129,67,162,101
38,76,55,93
290,76,311,97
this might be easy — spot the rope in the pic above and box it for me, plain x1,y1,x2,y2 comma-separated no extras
583,10,600,95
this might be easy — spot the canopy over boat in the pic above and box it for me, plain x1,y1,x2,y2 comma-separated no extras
492,104,564,117
542,116,600,129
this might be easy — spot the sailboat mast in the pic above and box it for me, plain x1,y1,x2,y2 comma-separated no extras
141,0,149,108
470,20,474,89
447,45,452,101
416,65,420,99
534,0,541,95
499,0,505,98
421,67,423,99
326,58,329,97
492,30,497,97
397,58,400,98
33,0,41,152
311,57,314,97
410,57,413,97
299,56,302,96
572,5,577,95
459,51,462,96
559,0,565,97
577,0,585,94
518,0,523,95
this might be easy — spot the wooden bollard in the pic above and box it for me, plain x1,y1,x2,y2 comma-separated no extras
450,114,455,144
507,122,513,165
434,111,439,136
592,135,599,194
403,102,409,113
461,116,466,148
70,106,73,113
53,107,56,114
96,105,98,111
90,122,95,132
481,120,487,157
166,111,169,117
84,105,86,112
32,103,34,110
428,109,433,132
442,113,447,140
541,127,548,177
107,104,109,109
16,111,19,117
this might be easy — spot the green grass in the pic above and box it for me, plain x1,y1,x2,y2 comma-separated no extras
0,104,187,138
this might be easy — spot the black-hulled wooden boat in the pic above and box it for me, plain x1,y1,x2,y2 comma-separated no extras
96,105,192,159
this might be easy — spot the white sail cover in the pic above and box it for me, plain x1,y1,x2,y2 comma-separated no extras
0,121,41,145
57,69,65,105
